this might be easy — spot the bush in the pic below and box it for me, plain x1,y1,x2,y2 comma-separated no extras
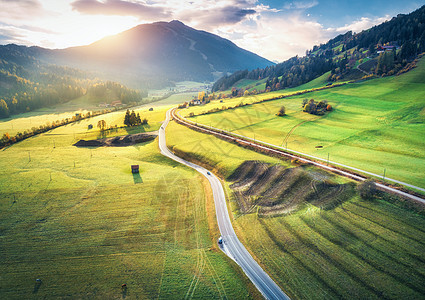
277,106,286,116
357,180,377,199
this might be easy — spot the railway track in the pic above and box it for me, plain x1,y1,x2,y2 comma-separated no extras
171,108,425,205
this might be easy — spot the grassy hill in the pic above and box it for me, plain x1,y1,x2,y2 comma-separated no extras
166,119,425,299
0,106,259,299
180,57,425,190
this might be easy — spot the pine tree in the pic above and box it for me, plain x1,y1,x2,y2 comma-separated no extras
129,111,137,126
124,110,131,126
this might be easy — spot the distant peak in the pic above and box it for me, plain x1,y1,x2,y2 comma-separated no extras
169,20,185,26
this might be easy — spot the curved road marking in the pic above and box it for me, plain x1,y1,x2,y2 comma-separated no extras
159,108,290,300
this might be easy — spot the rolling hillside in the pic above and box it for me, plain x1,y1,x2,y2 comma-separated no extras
180,55,425,189
213,5,425,93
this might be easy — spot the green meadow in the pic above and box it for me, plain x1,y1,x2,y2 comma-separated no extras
167,121,425,300
181,58,425,189
0,107,258,299
0,89,197,137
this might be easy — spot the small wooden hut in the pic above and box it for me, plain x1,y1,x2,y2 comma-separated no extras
131,165,139,174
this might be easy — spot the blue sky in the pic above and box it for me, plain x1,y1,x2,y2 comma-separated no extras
0,0,423,61
262,0,422,26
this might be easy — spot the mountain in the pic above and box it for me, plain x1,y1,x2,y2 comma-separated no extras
0,20,273,116
40,20,273,88
213,5,425,92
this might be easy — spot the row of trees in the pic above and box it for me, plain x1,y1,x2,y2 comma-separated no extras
0,109,113,148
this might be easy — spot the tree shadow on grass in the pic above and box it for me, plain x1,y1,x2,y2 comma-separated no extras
122,286,128,299
33,281,42,294
133,173,143,184
124,124,150,135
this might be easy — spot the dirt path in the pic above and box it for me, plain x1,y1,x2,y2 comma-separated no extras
281,120,310,147
356,63,369,75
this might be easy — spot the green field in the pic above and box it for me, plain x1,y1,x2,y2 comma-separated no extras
0,107,259,298
167,120,425,299
166,121,290,178
180,58,425,189
0,88,197,138
236,201,425,299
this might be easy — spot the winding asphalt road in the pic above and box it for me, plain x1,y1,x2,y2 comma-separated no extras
159,108,290,300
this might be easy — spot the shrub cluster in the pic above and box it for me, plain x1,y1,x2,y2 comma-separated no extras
124,109,148,127
302,99,332,115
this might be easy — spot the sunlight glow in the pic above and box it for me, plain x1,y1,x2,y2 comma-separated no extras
52,15,140,49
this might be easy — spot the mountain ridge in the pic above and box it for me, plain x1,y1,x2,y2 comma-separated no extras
27,20,274,88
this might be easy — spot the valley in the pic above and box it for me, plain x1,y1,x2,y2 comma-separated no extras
1,3,425,300
1,68,424,298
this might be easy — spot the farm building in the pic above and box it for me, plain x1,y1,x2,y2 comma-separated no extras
131,165,139,174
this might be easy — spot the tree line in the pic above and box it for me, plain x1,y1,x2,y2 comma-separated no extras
0,46,147,118
0,109,114,149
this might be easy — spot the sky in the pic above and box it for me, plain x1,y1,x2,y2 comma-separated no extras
0,0,423,62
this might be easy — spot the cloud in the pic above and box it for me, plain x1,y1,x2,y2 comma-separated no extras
215,13,332,62
212,12,392,62
0,0,41,8
169,0,282,30
0,0,45,20
283,0,319,10
332,15,390,34
179,6,257,28
71,0,171,20
0,23,37,46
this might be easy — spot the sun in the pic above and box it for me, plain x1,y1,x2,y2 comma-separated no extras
52,15,139,48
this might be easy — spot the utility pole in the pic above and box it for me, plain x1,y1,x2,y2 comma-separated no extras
28,151,31,162
327,153,330,165
383,168,386,181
